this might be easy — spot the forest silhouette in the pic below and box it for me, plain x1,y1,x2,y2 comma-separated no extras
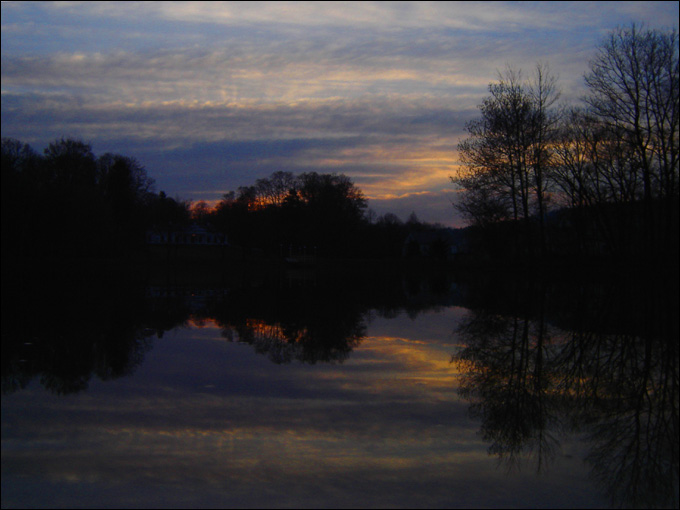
452,25,678,267
1,138,447,261
2,24,678,267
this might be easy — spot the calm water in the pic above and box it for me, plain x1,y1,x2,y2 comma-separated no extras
2,262,678,508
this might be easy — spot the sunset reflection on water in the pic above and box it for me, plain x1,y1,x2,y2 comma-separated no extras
2,266,675,508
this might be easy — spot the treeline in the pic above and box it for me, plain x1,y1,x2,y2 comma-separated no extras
191,170,442,258
1,138,442,260
1,137,190,257
453,25,679,264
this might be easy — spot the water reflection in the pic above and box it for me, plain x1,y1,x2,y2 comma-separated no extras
2,262,677,508
451,275,679,508
1,264,155,395
2,262,457,393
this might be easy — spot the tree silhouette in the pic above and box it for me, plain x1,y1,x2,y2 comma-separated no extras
451,275,679,507
452,25,679,265
1,137,171,257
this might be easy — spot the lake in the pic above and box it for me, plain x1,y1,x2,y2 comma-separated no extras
2,261,678,508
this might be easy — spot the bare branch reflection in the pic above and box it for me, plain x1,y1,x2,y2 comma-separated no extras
452,276,679,508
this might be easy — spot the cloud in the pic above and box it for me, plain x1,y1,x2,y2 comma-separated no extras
1,36,500,105
1,90,469,174
38,1,673,34
3,1,678,226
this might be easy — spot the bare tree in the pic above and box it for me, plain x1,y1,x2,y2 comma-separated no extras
527,63,561,255
584,24,679,249
255,171,298,207
454,67,531,225
453,65,560,255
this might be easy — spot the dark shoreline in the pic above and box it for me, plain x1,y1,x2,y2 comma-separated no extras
3,247,678,278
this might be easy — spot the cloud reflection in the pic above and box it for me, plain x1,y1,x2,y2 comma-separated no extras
3,306,496,508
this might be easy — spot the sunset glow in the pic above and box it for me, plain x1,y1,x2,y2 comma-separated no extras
2,1,678,226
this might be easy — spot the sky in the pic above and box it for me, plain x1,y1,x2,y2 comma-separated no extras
2,1,678,227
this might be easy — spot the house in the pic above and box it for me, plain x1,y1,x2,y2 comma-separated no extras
146,224,228,246
402,229,468,260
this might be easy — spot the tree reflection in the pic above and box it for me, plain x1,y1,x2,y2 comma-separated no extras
142,271,371,365
452,275,679,508
220,317,364,365
203,270,397,365
2,263,456,392
454,291,561,472
2,263,156,395
557,328,678,508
